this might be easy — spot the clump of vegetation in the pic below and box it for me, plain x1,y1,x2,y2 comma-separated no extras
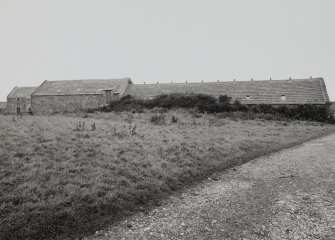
74,121,85,131
129,124,137,135
150,114,166,125
74,121,97,131
171,115,178,123
96,94,333,123
91,122,96,131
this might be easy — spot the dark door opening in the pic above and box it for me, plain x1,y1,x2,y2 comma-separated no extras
105,90,112,104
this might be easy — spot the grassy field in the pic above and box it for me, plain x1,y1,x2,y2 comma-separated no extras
0,111,334,239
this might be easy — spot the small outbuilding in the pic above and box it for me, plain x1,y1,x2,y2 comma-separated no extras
0,102,7,113
7,87,37,114
31,78,132,114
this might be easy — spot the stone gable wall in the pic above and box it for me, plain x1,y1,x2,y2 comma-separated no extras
7,98,31,114
31,94,105,114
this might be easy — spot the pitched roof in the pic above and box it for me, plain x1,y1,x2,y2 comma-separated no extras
32,78,132,96
0,102,6,109
128,78,330,105
7,87,38,99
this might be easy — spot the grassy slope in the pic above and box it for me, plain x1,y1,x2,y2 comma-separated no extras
0,111,334,239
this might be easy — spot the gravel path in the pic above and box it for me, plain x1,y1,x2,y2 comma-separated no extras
86,133,335,240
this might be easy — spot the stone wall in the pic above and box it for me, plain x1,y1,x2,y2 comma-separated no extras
0,102,7,113
31,94,105,114
329,102,335,114
7,98,31,114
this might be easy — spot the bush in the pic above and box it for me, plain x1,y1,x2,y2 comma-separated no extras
218,95,232,103
171,115,178,123
150,114,166,125
95,94,333,123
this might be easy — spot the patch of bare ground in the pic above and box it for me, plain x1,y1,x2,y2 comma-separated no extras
86,133,335,240
0,111,334,239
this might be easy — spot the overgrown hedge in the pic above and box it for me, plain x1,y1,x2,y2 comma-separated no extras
96,94,333,123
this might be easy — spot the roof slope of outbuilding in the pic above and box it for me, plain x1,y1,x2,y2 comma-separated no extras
32,78,132,96
0,102,7,109
7,87,38,99
128,78,330,105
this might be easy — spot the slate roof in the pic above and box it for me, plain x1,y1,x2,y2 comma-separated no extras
32,78,132,96
127,78,330,105
7,87,38,99
0,102,6,109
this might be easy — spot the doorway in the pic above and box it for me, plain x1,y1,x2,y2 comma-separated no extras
105,90,112,104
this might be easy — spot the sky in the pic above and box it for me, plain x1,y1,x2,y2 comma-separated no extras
0,0,334,101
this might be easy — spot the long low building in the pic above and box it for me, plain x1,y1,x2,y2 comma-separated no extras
5,77,331,114
31,78,132,114
127,78,330,105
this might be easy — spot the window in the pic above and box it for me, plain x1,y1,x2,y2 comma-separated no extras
17,98,20,102
246,95,251,100
281,95,286,101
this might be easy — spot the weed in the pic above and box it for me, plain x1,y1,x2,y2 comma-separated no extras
74,121,85,131
129,124,137,135
171,115,178,123
126,113,134,124
150,114,166,125
91,122,96,131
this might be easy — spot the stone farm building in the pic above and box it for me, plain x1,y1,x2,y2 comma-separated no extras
7,87,37,114
128,78,329,105
0,102,7,113
31,78,132,114
6,77,330,114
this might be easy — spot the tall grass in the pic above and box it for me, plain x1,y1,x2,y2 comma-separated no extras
0,113,334,239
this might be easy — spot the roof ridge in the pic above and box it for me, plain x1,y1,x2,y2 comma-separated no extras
32,78,132,96
45,78,131,82
134,78,323,85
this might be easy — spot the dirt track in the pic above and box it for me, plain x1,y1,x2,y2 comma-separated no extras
86,133,335,240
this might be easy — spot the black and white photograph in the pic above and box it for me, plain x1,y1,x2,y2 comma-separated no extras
0,1,335,239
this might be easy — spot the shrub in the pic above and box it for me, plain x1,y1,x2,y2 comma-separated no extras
150,114,166,125
218,95,232,103
171,115,178,123
94,93,333,123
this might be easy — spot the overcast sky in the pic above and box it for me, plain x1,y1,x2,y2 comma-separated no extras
0,0,334,101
